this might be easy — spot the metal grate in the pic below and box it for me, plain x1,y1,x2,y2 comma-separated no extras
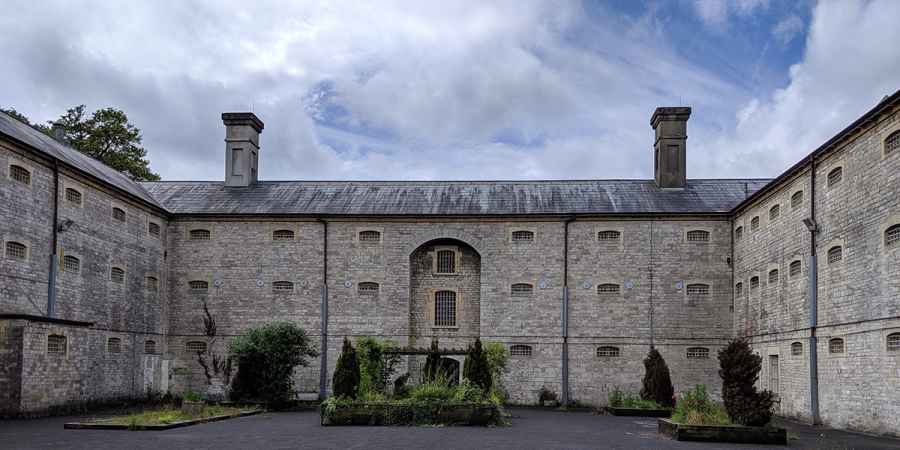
686,230,709,242
146,276,158,292
107,337,122,353
596,346,620,357
65,188,82,205
597,283,620,295
768,269,779,284
112,207,126,222
358,282,379,295
511,283,533,296
509,344,532,357
273,281,294,293
791,190,803,208
63,255,80,273
686,284,710,296
887,333,900,352
828,338,844,354
750,216,760,231
769,204,780,221
827,167,842,187
886,131,900,156
110,267,125,283
47,335,67,354
686,347,709,359
828,246,843,264
189,280,208,292
359,230,381,243
144,340,157,354
273,229,295,241
791,342,803,356
886,225,900,248
597,230,621,241
436,250,456,274
511,230,534,242
189,229,211,240
9,164,30,184
434,290,457,327
789,260,802,277
6,241,27,260
148,222,160,237
186,341,207,354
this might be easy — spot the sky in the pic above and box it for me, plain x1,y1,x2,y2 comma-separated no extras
1,0,899,182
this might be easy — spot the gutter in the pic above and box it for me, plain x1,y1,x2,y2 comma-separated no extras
317,218,329,400
561,215,575,406
807,160,820,425
47,160,59,317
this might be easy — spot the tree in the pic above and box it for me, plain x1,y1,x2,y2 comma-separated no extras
195,301,231,388
228,322,318,406
1,105,160,181
719,338,775,426
422,338,442,383
332,337,361,399
640,347,675,408
463,338,492,393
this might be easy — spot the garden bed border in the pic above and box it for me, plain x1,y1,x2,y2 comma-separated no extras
605,406,671,417
658,418,787,445
64,409,262,431
321,402,500,426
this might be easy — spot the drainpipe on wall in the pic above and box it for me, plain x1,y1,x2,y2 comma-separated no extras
561,216,575,406
806,160,821,425
47,160,60,318
317,218,329,400
649,220,655,349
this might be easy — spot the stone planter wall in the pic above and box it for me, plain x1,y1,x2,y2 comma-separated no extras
658,418,787,445
321,402,499,426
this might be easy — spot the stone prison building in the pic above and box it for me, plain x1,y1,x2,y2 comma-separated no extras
1,91,899,436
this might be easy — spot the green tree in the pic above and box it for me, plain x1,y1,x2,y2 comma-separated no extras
719,338,775,426
1,105,160,181
463,338,492,393
332,337,361,399
640,347,675,408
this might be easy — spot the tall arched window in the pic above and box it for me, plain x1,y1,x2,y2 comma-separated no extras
885,130,900,156
768,269,779,284
750,276,760,291
791,190,803,208
734,282,743,297
828,337,844,354
148,222,161,237
886,333,900,352
110,267,125,284
735,226,743,241
791,342,803,356
434,290,457,327
750,216,760,231
769,204,780,221
827,246,843,264
789,260,802,278
827,167,843,187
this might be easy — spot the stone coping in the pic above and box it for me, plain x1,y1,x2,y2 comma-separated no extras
605,406,672,417
63,410,261,431
0,314,93,327
658,418,787,445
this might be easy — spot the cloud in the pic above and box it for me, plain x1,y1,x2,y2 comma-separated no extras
692,0,769,28
772,14,804,45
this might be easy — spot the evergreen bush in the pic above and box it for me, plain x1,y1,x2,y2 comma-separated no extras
462,338,492,393
718,338,775,426
332,337,361,399
422,338,442,383
639,347,675,408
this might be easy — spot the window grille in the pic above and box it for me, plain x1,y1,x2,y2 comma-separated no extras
827,246,842,264
436,250,456,274
65,188,82,205
358,282,379,295
887,333,900,352
686,284,710,296
146,276,158,292
272,281,294,293
189,229,210,240
63,255,80,273
686,230,710,242
686,347,709,359
107,337,122,353
112,207,126,222
791,342,803,356
148,222,160,237
511,283,534,296
768,269,779,284
597,230,621,242
886,225,900,248
827,167,842,187
6,241,27,260
189,280,208,292
886,131,900,156
144,340,157,354
110,267,125,283
434,290,457,327
273,229,294,241
511,230,534,242
47,335,67,354
186,341,207,354
735,226,743,241
596,346,620,357
597,283,621,295
750,276,759,290
750,216,760,231
735,282,743,297
359,230,381,243
509,344,532,357
828,338,844,354
789,260,801,278
791,190,803,208
9,164,30,184
769,204,780,221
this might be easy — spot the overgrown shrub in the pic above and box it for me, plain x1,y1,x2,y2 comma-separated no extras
671,384,730,425
393,373,411,398
462,338,492,393
422,338,443,383
357,336,401,397
608,388,661,409
484,342,509,389
639,347,675,408
228,321,318,406
332,337,361,399
538,386,558,405
719,338,775,426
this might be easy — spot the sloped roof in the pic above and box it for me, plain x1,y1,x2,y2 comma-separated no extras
140,179,769,216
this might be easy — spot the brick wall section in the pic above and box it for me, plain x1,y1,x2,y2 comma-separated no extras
0,320,24,416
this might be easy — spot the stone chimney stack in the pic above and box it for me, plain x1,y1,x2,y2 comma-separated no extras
651,106,691,189
223,112,264,187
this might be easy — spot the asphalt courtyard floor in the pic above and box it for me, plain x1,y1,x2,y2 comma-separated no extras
2,408,899,450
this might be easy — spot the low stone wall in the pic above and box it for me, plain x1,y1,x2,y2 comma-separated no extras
321,402,500,426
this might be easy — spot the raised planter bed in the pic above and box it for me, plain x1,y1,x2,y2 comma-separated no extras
64,409,261,431
658,418,787,445
605,406,671,417
321,402,499,426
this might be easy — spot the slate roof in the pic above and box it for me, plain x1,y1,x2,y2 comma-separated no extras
140,179,769,216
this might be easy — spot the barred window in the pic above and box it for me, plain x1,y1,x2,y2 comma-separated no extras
186,341,207,354
828,338,844,354
686,347,709,359
107,337,122,354
110,267,125,283
434,290,457,327
189,229,210,240
596,346,620,357
47,335,67,354
5,241,27,260
768,269,779,285
509,344,532,357
148,222,160,237
146,276,158,292
112,207,126,222
10,164,31,184
750,216,760,231
791,190,803,208
510,283,533,297
144,340,157,354
750,276,759,291
886,131,900,156
65,188,82,205
686,283,710,296
885,225,900,248
769,204,780,221
735,226,743,241
272,229,294,241
789,260,802,278
827,246,843,264
358,230,381,243
436,249,456,274
827,167,842,187
791,342,803,356
63,255,80,273
512,230,534,242
686,230,710,242
887,333,900,352
189,280,209,292
358,282,379,295
598,230,621,242
735,282,743,297
272,281,294,293
597,283,621,296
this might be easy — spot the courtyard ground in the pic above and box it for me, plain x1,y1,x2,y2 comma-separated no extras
1,407,898,449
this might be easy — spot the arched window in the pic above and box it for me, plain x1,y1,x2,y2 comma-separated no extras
112,207,126,222
789,260,802,278
596,346,620,358
434,290,457,327
5,241,27,260
358,230,381,243
186,341,207,354
887,333,900,352
435,249,456,274
791,342,803,356
148,222,161,237
110,267,125,283
791,190,803,208
272,281,294,293
63,255,80,273
735,282,743,297
144,340,157,354
272,229,295,241
107,337,122,354
827,167,843,187
189,229,210,240
827,246,843,264
885,130,900,156
768,269,779,284
750,276,760,291
686,284,710,306
511,230,534,242
146,276,158,292
735,226,743,241
189,280,209,292
597,230,621,242
597,283,621,296
885,224,900,248
65,187,82,206
511,283,534,297
47,335,67,354
358,282,379,295
750,216,760,231
686,347,710,359
769,204,780,221
828,338,844,354
9,164,31,184
509,344,532,357
686,230,710,242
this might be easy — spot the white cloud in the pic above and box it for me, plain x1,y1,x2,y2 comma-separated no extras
693,0,769,27
772,14,804,45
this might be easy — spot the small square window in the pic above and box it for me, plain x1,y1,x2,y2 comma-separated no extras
5,241,27,260
885,225,900,248
63,255,80,273
144,340,157,354
47,335,67,354
65,188,82,206
885,131,900,156
107,337,122,354
110,267,125,283
791,342,803,356
827,246,843,264
887,333,900,352
828,338,844,354
435,249,456,274
9,164,31,185
112,207,126,222
148,222,161,238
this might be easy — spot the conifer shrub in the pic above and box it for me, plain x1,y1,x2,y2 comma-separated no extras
462,338,492,393
422,338,442,383
332,337,361,399
639,347,675,408
718,338,775,427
